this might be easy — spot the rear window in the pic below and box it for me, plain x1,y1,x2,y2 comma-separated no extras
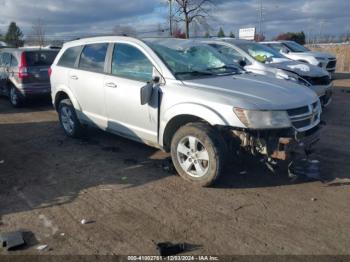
25,51,58,66
57,46,82,68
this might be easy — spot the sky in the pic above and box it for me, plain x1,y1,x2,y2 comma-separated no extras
0,0,349,41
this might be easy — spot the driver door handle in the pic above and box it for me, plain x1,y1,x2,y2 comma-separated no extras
106,82,117,88
70,75,78,80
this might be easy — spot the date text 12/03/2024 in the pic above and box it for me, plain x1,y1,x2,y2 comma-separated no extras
127,256,220,261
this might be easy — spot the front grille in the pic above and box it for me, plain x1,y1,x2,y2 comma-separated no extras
287,102,321,131
287,106,309,116
303,75,331,86
327,60,337,69
293,119,312,129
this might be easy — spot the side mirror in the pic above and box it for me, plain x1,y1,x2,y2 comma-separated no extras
140,82,153,105
239,59,247,67
153,76,160,84
282,48,290,54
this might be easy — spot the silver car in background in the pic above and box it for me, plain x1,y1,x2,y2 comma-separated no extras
203,39,333,107
0,48,58,107
50,36,322,186
262,41,337,74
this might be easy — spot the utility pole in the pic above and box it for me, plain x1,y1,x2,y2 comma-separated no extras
257,0,264,36
318,21,323,43
318,20,325,44
168,0,173,36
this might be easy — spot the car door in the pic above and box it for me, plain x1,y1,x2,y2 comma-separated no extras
68,43,109,128
104,42,159,144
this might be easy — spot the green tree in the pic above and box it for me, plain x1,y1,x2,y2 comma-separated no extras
217,27,225,38
204,31,210,38
229,31,235,38
5,22,23,47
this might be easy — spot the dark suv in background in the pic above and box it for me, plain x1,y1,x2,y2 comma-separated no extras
0,48,58,107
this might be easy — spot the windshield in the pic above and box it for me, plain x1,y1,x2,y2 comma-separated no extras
146,41,240,80
283,42,310,53
235,42,285,63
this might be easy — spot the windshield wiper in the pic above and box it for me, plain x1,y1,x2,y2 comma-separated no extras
174,70,215,77
206,65,241,74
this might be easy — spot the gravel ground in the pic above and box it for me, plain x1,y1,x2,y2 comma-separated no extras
0,75,349,256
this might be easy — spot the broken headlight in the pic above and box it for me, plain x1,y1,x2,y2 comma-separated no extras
233,108,291,129
276,70,311,87
276,70,298,82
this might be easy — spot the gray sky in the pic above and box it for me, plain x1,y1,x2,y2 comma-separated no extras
0,0,348,40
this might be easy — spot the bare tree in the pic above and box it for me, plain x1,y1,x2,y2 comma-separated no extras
174,0,212,38
29,19,46,47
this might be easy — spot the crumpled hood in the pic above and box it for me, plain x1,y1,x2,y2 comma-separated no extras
182,73,318,110
267,60,329,77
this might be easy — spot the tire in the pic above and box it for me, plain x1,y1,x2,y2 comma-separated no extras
9,86,23,107
58,99,84,138
170,122,226,187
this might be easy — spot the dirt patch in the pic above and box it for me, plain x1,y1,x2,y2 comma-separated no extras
0,83,350,255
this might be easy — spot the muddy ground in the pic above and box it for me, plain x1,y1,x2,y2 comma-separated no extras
0,75,350,256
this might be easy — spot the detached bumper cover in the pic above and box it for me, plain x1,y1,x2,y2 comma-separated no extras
271,126,321,160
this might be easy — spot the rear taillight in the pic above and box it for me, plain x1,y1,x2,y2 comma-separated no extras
48,67,52,77
18,52,29,79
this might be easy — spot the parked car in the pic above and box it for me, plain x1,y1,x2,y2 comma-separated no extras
203,39,333,107
50,36,322,186
261,41,337,74
0,48,59,107
0,41,7,48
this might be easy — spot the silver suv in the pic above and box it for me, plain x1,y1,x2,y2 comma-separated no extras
262,41,337,74
0,48,58,107
50,36,322,186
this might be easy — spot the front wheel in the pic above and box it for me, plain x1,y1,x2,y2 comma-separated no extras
170,122,226,187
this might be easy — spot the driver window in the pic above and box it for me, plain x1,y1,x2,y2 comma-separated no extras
210,44,249,65
112,43,153,82
268,44,283,53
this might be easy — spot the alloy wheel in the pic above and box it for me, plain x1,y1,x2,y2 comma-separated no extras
176,136,210,178
60,106,75,134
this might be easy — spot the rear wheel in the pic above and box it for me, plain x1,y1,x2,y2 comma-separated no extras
9,86,23,107
170,122,226,187
58,99,84,138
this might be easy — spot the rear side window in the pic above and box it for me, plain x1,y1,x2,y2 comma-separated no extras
57,46,82,68
1,53,11,66
25,51,58,66
10,55,18,66
79,43,108,73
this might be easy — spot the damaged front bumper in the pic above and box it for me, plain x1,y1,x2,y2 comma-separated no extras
270,126,321,160
229,124,321,162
